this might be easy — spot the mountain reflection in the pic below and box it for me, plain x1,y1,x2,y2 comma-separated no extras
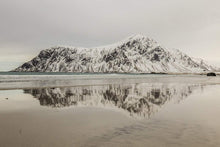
23,83,203,118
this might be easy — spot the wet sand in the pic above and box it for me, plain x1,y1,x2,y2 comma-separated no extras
1,75,220,147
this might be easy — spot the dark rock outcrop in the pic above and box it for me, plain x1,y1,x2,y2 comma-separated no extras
207,72,216,76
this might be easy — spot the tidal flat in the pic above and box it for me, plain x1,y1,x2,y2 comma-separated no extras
0,74,220,147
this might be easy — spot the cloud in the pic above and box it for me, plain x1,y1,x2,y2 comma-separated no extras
0,0,219,68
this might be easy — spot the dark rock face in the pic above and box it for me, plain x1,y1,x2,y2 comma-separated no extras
21,62,33,69
207,72,216,76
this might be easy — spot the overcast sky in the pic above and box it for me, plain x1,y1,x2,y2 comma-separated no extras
0,0,219,71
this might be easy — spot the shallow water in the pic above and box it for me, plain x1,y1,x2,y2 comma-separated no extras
0,74,220,147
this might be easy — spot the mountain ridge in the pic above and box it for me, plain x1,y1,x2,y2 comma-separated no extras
13,35,218,73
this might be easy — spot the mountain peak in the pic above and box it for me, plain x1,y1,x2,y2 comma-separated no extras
129,34,147,39
126,34,151,41
93,34,156,50
125,34,158,45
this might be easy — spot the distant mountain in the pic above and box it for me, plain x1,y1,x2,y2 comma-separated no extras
13,34,218,73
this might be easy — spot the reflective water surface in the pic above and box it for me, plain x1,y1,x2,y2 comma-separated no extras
23,83,203,118
0,75,220,147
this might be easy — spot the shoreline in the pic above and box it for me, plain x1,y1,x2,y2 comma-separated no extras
1,74,220,90
0,71,220,75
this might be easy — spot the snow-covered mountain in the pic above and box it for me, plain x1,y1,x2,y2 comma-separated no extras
13,34,218,73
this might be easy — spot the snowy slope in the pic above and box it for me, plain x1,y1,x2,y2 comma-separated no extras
13,34,218,73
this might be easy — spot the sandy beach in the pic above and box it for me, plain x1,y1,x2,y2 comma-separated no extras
1,74,220,147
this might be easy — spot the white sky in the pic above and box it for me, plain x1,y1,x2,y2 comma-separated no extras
0,0,220,71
